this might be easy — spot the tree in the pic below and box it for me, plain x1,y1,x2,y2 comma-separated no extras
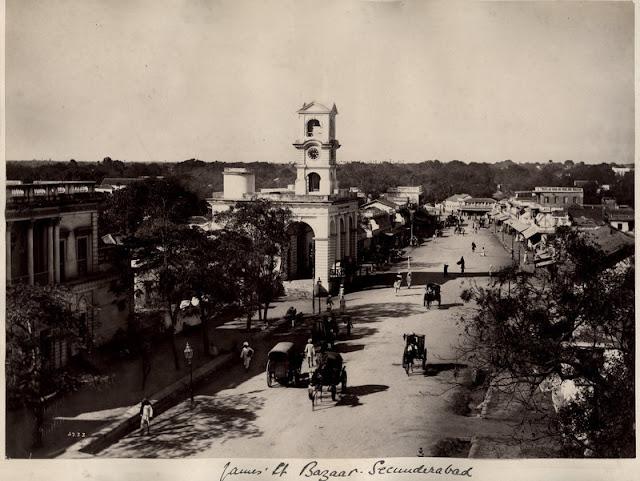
178,228,248,356
100,178,207,370
459,228,634,457
215,200,292,329
6,284,97,448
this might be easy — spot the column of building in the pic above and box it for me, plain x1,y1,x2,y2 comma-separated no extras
53,218,61,283
66,228,78,279
27,220,35,285
91,212,98,272
6,222,12,284
314,236,334,288
47,222,55,284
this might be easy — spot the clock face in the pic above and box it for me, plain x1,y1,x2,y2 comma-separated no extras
307,147,319,160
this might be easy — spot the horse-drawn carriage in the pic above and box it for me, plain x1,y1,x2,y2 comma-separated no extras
311,315,341,350
423,283,441,309
402,333,427,375
308,351,347,409
266,342,303,387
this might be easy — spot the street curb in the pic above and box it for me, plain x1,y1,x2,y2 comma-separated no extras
58,318,290,458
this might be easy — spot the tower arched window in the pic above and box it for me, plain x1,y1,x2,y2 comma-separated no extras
308,173,321,192
306,119,321,137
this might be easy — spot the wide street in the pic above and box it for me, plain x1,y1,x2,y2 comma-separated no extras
102,224,511,458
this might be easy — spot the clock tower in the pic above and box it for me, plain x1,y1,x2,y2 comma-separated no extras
293,101,340,196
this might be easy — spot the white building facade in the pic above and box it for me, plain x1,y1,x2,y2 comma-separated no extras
208,102,359,290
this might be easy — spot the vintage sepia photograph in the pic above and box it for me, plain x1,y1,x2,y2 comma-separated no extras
2,0,636,477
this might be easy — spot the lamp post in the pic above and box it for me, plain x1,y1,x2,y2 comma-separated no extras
184,342,194,405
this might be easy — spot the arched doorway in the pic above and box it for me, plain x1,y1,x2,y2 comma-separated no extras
285,222,315,280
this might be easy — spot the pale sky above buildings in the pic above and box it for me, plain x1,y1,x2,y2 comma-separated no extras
6,0,635,164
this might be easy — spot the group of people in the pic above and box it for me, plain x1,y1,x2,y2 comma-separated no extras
471,242,486,257
393,271,412,293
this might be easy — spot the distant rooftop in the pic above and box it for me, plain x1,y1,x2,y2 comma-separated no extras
297,101,338,115
534,186,583,193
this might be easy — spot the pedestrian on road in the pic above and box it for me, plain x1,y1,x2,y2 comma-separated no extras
139,398,153,435
443,263,448,277
304,338,316,368
406,271,412,289
326,295,333,312
394,274,402,294
489,264,494,277
471,241,476,253
457,256,465,273
481,246,486,257
523,251,528,265
339,292,346,314
240,341,254,371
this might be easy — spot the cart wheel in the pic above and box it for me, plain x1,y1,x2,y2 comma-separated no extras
331,385,337,401
266,361,273,387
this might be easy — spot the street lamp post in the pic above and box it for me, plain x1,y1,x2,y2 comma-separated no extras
184,342,194,406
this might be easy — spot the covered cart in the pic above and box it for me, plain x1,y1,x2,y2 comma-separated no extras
402,333,427,374
266,342,303,387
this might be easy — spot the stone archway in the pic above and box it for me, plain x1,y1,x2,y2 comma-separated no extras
285,221,315,280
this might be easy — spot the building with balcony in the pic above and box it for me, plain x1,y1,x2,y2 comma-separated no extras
533,186,583,207
6,181,130,366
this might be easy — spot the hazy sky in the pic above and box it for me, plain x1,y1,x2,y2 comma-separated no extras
6,0,635,164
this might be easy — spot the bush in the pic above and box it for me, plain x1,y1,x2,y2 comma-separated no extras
431,438,471,458
449,390,471,416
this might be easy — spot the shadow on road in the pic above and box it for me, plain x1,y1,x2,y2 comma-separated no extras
335,384,390,408
334,343,365,354
348,302,426,322
352,272,497,293
106,394,264,458
424,363,468,377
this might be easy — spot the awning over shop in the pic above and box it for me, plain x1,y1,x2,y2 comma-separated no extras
510,219,531,233
495,213,510,221
523,226,539,239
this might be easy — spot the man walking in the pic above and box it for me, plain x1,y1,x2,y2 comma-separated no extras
457,256,465,273
406,271,412,289
471,241,476,253
240,341,254,371
305,338,316,368
139,398,153,435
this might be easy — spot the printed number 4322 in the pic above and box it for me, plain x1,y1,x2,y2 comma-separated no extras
67,432,86,437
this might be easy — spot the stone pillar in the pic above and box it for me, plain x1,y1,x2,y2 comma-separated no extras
53,220,61,283
91,212,98,273
66,229,78,279
27,220,35,285
313,237,334,288
351,224,358,263
6,222,12,284
47,223,55,284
